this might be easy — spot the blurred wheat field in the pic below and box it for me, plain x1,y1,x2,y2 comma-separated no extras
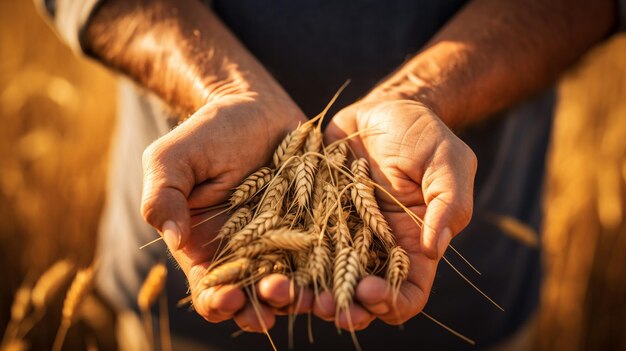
0,1,115,348
1,0,626,350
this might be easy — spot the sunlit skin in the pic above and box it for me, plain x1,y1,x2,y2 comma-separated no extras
85,0,615,334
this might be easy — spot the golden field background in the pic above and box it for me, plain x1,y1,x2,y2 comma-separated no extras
0,1,625,350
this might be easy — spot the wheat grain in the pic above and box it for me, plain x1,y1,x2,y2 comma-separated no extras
255,254,282,275
353,225,373,270
262,228,315,251
31,259,74,310
216,207,253,240
62,266,95,324
294,155,318,210
292,269,311,288
226,211,279,252
10,285,31,324
201,258,251,289
350,160,396,249
273,123,313,168
333,217,353,251
304,128,322,154
308,240,332,291
326,141,347,169
258,176,289,213
332,247,361,312
273,256,290,274
137,263,168,312
230,168,273,207
386,246,410,292
235,228,315,258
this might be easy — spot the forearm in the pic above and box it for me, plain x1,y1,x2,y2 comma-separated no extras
371,0,616,128
84,0,289,115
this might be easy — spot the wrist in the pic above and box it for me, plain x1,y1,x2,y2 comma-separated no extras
364,43,471,129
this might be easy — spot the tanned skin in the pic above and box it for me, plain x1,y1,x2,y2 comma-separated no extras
84,0,615,332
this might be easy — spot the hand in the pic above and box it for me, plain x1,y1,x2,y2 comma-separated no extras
314,97,477,329
141,91,312,331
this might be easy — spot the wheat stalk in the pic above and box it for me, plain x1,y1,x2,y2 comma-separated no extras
137,263,167,350
53,266,95,351
137,263,168,312
9,286,31,329
31,259,74,310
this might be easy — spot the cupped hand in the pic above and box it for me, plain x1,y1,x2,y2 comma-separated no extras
314,98,477,329
141,91,313,331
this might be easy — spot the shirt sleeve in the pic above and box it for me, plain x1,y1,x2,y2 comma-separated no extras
34,0,103,54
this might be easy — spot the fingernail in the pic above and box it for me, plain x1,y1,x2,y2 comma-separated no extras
162,220,181,251
368,302,389,315
437,227,452,258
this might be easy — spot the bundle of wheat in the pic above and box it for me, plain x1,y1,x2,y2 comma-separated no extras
197,116,411,340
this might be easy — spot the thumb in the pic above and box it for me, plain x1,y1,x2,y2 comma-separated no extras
141,142,193,251
421,141,476,260
421,176,473,260
421,196,456,260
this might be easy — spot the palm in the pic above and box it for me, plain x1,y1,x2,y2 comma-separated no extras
319,99,476,327
142,95,309,327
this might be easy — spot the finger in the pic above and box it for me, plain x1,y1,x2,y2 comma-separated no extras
187,178,235,210
312,290,335,322
193,285,246,323
335,302,375,331
421,194,463,259
324,107,362,150
141,141,194,251
271,285,314,315
257,274,292,308
234,302,276,333
421,145,476,259
356,275,428,325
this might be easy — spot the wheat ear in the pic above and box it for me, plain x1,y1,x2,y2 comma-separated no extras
137,263,168,312
230,167,274,207
353,225,373,271
235,228,315,258
201,258,251,289
273,123,314,168
137,263,167,349
52,266,95,351
225,211,279,253
31,259,74,310
386,246,410,299
257,176,289,214
215,207,253,241
350,159,396,248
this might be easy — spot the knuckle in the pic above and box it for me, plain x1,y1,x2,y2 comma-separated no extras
141,141,159,169
140,193,160,227
142,139,173,171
